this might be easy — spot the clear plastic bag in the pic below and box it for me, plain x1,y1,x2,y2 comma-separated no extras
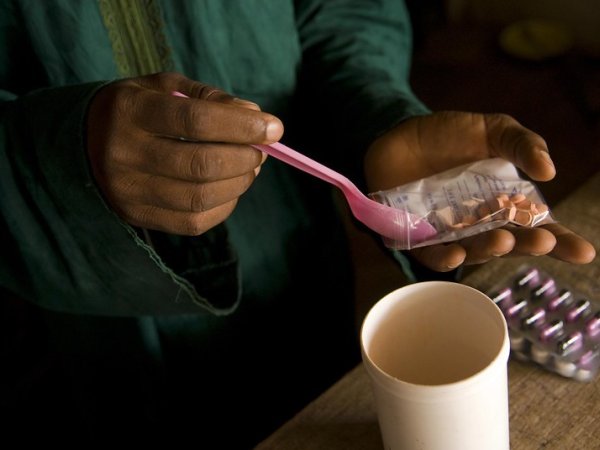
369,158,555,250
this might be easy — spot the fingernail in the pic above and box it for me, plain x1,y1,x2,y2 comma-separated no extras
538,150,555,170
265,120,282,142
232,97,260,110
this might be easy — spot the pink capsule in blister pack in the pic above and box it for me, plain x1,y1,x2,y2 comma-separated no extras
484,265,600,382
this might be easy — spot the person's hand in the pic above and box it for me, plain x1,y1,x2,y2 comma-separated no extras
364,111,596,271
86,72,283,235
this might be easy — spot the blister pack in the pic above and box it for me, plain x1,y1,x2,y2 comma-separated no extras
369,158,555,250
485,265,600,381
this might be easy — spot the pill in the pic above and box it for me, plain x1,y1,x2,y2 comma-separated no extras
539,319,564,342
557,331,583,355
585,311,600,337
577,349,599,368
566,299,591,322
435,206,455,226
462,198,481,208
531,344,551,365
491,196,507,212
554,358,577,377
509,333,526,351
575,352,600,381
531,279,556,299
574,352,598,381
522,307,546,328
477,204,491,218
506,298,528,317
516,268,540,288
505,206,517,221
547,289,573,311
462,215,477,225
574,368,594,382
510,193,526,204
490,287,512,305
513,210,533,226
517,199,533,210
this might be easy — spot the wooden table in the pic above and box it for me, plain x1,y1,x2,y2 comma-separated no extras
256,172,600,450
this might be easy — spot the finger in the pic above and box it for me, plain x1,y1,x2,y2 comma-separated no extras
484,113,555,181
172,84,262,112
503,226,556,256
112,171,256,213
409,243,466,272
136,72,236,103
542,223,596,264
133,90,283,144
194,93,262,113
123,139,265,182
458,229,516,265
137,72,261,110
118,199,239,236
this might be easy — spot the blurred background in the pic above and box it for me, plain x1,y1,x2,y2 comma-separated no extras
409,0,600,204
350,0,600,324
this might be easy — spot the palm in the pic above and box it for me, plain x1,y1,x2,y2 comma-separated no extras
364,111,595,271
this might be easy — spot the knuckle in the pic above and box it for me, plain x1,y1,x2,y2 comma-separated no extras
177,103,209,137
190,83,222,100
182,215,210,236
183,201,236,236
111,84,138,117
240,171,257,192
189,147,221,180
188,184,210,212
111,142,138,167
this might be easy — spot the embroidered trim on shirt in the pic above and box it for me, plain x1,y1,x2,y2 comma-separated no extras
98,0,173,76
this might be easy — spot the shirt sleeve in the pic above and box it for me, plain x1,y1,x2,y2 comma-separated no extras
0,82,241,316
292,0,430,184
0,2,242,316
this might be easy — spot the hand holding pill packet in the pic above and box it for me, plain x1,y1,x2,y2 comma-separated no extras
369,158,555,249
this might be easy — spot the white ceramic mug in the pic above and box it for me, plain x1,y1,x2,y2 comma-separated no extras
361,281,510,450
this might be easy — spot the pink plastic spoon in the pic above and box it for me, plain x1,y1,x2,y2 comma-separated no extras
171,91,437,245
252,141,436,244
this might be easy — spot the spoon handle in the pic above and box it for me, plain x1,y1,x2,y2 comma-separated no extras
252,142,358,195
171,91,358,196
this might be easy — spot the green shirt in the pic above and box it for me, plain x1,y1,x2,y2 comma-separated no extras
1,0,428,445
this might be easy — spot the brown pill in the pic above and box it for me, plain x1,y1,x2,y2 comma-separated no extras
505,206,517,221
514,210,533,226
510,193,526,204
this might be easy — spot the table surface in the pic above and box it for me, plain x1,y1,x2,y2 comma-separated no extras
256,172,600,450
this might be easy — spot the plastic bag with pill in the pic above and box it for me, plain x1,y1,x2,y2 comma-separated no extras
369,158,555,250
